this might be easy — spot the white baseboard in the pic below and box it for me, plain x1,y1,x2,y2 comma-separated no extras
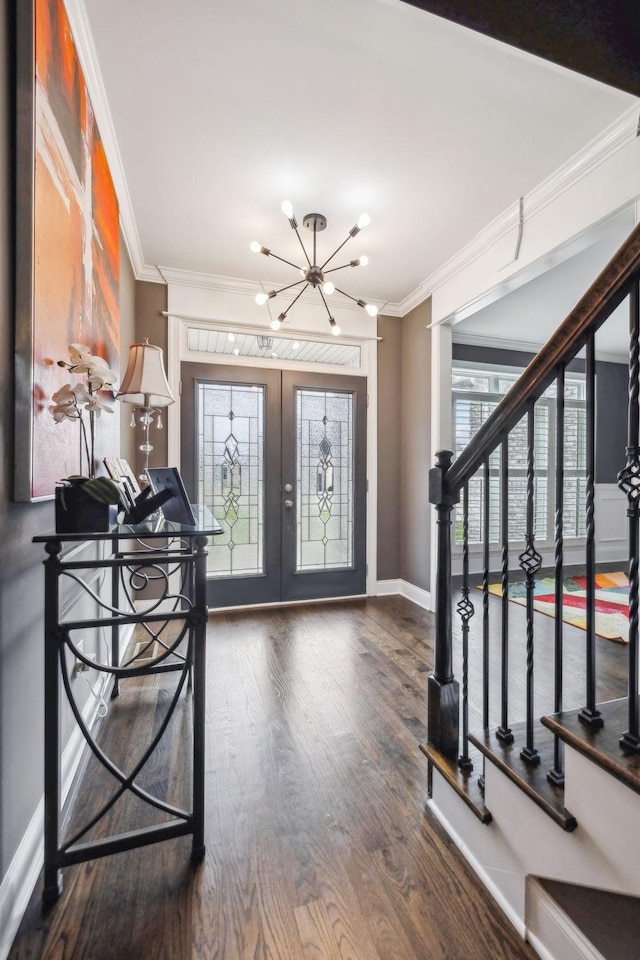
426,794,526,939
526,877,606,960
399,579,432,610
375,578,432,610
376,579,402,596
0,623,134,960
0,799,44,960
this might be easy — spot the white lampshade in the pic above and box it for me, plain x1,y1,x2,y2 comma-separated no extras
116,340,175,407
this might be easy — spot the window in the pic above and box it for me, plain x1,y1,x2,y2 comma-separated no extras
452,364,586,546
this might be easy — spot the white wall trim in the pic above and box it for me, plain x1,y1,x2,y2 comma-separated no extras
0,626,133,960
426,795,526,940
400,579,432,610
159,266,387,316
376,578,402,596
526,877,607,960
0,799,44,960
451,331,629,364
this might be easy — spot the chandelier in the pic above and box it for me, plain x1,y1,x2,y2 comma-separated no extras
251,201,378,336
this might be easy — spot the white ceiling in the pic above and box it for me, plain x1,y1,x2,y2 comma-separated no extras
78,0,636,310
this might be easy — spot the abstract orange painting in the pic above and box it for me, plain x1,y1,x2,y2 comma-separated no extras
15,0,120,500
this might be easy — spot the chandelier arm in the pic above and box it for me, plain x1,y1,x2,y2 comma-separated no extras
280,283,310,318
320,233,353,270
292,224,312,268
324,262,358,275
271,278,307,297
334,286,360,305
318,287,334,321
268,251,305,271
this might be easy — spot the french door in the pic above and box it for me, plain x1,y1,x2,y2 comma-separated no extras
181,363,367,607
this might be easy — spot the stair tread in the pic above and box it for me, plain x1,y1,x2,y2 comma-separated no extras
541,697,640,796
468,721,577,831
540,878,640,960
420,741,492,823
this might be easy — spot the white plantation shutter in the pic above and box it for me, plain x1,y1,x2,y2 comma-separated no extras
452,369,586,547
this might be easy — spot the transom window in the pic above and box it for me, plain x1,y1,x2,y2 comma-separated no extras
452,364,586,546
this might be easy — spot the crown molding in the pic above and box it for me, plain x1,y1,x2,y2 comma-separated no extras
158,266,387,315
63,1,639,309
64,0,149,278
452,331,627,364
388,104,640,318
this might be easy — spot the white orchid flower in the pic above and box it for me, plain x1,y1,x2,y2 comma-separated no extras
68,343,92,365
84,396,113,418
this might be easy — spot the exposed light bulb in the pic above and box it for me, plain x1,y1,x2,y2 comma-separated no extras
365,303,378,317
255,293,269,306
250,240,261,253
271,318,282,331
331,324,341,336
357,213,371,229
359,255,369,266
322,281,335,295
281,200,294,219
227,332,236,342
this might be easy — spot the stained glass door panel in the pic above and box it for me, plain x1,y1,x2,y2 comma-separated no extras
296,389,354,572
281,371,366,602
181,364,282,606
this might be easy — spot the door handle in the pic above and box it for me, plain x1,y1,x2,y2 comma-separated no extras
284,500,294,508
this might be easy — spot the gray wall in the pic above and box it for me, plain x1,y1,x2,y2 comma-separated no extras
130,282,169,477
400,300,432,590
0,0,137,885
376,314,402,580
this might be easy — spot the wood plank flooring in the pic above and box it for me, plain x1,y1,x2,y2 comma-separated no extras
9,597,541,960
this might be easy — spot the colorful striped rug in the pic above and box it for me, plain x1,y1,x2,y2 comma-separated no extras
485,571,629,643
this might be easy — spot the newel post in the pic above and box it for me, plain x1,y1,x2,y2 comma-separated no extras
428,449,460,758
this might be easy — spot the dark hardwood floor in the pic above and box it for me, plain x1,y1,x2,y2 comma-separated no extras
8,595,544,960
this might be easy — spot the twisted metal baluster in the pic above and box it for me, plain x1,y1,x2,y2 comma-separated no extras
618,280,640,751
478,457,490,792
519,402,542,764
496,438,513,744
579,331,603,728
548,365,565,785
458,481,474,770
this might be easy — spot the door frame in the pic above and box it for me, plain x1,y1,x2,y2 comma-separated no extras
166,314,378,600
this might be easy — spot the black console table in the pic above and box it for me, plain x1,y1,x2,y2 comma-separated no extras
34,507,222,903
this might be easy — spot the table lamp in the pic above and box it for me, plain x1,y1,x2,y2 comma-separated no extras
116,339,175,483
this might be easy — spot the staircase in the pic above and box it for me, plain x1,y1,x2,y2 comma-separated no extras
423,224,640,959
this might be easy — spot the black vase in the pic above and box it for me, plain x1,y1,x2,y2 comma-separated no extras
55,486,118,534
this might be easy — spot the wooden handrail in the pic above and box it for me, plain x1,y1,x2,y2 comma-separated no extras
446,222,640,494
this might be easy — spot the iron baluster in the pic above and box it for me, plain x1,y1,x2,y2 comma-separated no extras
618,281,640,751
479,457,490,792
428,450,460,759
43,541,63,904
548,365,565,785
482,456,490,731
579,332,603,728
519,402,542,764
458,481,474,770
496,438,513,744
